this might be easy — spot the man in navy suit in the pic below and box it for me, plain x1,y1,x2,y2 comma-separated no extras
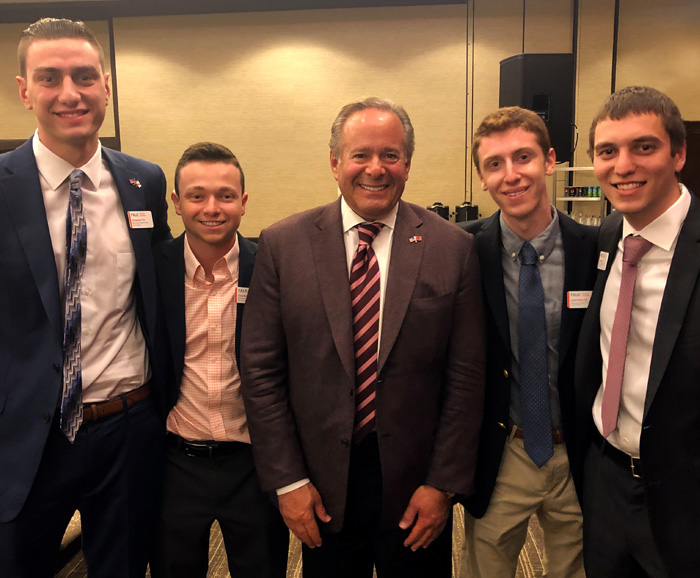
150,142,288,578
0,18,170,578
576,86,697,577
459,107,595,577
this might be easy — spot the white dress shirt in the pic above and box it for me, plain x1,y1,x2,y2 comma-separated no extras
594,185,690,456
34,133,149,402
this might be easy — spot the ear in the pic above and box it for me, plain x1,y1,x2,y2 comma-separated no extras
171,191,182,216
544,147,556,176
330,151,340,182
674,141,687,174
16,76,32,110
240,192,249,216
104,72,111,105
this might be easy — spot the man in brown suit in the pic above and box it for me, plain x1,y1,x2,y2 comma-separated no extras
240,97,485,577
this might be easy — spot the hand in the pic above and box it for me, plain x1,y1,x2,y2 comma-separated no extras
278,482,331,548
398,485,451,551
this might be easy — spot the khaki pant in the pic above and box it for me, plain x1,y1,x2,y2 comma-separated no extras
461,436,584,578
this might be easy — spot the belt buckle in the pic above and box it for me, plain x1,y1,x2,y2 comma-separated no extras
630,457,641,479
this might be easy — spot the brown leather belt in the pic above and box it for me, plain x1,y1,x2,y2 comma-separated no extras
82,382,152,423
510,424,565,445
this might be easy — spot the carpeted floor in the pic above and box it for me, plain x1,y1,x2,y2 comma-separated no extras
56,505,544,577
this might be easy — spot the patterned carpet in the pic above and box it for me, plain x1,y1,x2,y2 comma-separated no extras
57,505,545,577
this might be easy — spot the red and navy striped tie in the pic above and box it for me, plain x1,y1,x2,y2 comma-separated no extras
350,222,383,442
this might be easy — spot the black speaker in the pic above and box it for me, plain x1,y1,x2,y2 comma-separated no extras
499,53,574,163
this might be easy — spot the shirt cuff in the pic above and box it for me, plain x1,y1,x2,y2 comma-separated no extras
276,478,310,495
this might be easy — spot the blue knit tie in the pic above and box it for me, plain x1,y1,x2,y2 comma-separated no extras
60,169,87,442
518,242,553,467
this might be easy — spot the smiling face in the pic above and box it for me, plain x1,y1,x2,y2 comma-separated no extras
17,38,110,166
172,161,248,259
476,127,555,239
593,112,686,230
330,108,411,221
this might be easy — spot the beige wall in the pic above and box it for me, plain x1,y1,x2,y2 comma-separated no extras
1,2,699,234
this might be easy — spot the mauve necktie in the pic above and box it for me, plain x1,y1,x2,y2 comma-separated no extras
351,222,383,442
60,169,87,442
519,241,553,467
601,234,653,438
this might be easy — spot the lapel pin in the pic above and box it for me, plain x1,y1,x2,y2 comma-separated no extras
129,178,142,188
409,236,423,243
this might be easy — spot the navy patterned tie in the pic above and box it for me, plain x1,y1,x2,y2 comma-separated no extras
350,223,383,442
518,242,553,467
60,169,87,442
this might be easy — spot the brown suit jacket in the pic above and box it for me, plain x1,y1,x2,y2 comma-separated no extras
240,199,485,531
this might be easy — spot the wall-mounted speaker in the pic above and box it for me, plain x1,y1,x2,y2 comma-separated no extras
499,53,575,164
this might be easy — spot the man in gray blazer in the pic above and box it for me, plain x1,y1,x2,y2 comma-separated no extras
241,97,485,577
575,86,696,577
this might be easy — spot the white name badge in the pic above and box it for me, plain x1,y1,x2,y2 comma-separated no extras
597,251,609,271
567,290,592,309
236,287,249,304
127,211,154,229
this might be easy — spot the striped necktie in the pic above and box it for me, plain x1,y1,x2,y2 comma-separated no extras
60,169,87,442
350,222,383,442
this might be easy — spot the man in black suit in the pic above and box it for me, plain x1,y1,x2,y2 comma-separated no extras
576,86,697,577
0,18,170,578
460,107,595,577
151,142,288,578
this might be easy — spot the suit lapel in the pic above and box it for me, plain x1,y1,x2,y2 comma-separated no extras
475,214,511,350
158,235,186,383
103,148,156,338
310,201,355,384
645,197,700,415
236,233,256,366
378,202,423,374
0,139,62,337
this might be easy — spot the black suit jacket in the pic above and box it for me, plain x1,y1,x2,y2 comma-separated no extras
460,210,597,517
0,138,170,523
153,232,257,416
575,194,700,577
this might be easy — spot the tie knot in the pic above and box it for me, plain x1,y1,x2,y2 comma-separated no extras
520,242,539,266
357,222,383,245
623,235,653,265
69,169,85,191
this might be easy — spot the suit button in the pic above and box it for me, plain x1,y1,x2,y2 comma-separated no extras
497,422,507,429
42,412,51,423
53,363,60,373
349,389,354,397
503,370,509,378
340,439,350,448
377,378,384,385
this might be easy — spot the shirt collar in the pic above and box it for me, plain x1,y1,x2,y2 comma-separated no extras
500,205,559,261
341,195,398,233
184,234,240,287
622,184,691,252
32,131,102,192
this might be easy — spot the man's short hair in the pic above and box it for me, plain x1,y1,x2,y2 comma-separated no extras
588,86,686,159
472,106,552,173
329,97,415,161
18,18,105,78
174,142,245,196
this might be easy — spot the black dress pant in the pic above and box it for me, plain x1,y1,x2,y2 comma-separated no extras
0,396,165,578
582,435,668,578
151,436,288,578
302,433,452,578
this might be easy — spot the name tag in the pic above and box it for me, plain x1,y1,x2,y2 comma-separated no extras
236,287,249,304
597,251,609,271
127,211,154,229
567,290,592,309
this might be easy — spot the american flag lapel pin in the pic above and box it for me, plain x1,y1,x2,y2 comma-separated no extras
129,178,142,188
409,236,423,243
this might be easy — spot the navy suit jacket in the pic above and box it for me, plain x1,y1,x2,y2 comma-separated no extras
0,138,170,522
575,194,700,576
153,232,257,416
460,210,597,517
